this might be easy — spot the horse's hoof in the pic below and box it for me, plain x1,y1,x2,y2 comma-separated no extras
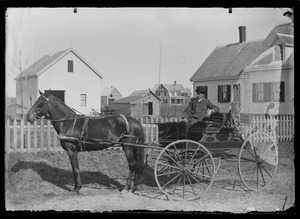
132,184,144,193
122,185,131,191
70,189,80,195
120,189,129,194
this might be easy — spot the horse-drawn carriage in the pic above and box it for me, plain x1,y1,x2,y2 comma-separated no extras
146,112,278,200
26,91,278,201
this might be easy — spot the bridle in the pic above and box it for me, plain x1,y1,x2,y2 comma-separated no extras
31,93,50,120
31,93,85,122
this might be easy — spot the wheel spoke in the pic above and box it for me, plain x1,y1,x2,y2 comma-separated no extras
185,173,196,195
185,171,209,190
157,161,182,171
161,172,182,189
257,163,266,186
157,169,181,177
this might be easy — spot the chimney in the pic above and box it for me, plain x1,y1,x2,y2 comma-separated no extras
173,81,177,86
238,26,246,43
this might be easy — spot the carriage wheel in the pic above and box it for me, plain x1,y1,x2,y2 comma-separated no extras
154,140,215,200
238,132,278,191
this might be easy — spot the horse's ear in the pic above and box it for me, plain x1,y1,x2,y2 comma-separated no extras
39,90,43,96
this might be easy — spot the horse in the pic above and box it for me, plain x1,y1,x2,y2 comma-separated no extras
26,91,145,194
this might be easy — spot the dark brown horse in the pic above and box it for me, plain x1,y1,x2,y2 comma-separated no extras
26,91,145,194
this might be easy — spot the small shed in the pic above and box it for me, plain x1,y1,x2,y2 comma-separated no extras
6,103,28,120
101,86,122,108
110,90,160,117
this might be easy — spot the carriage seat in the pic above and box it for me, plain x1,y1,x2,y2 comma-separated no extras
202,112,228,128
158,121,189,141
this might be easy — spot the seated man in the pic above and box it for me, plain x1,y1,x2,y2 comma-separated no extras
183,86,220,126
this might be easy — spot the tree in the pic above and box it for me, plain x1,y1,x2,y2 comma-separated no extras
10,45,41,119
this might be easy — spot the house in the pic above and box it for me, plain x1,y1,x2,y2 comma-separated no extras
14,48,103,115
190,23,294,115
109,89,160,117
152,81,191,106
6,103,28,120
101,86,122,108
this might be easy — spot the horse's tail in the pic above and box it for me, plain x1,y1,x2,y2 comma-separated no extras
135,120,145,170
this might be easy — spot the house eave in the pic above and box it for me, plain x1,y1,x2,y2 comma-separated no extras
244,63,294,73
190,75,239,82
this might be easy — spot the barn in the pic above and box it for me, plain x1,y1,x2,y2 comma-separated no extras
14,48,103,117
110,90,160,118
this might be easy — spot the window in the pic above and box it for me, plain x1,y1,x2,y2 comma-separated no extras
148,102,153,115
68,60,74,72
218,85,231,103
81,94,87,106
110,94,113,98
274,44,285,61
253,82,285,102
163,99,168,104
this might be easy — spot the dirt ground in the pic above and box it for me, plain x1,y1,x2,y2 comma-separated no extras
5,141,295,213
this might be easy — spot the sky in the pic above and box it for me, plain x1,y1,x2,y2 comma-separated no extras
5,7,292,98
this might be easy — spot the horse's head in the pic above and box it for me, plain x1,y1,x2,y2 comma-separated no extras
26,90,50,123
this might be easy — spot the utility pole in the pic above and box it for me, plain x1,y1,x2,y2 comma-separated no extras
158,40,162,116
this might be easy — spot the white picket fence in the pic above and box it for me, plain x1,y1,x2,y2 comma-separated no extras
5,115,294,154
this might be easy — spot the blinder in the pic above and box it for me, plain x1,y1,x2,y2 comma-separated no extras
33,95,50,119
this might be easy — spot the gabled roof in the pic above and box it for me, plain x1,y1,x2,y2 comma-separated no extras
6,102,28,109
129,90,150,96
112,90,160,104
190,22,293,82
101,86,121,96
190,40,265,81
111,95,144,104
15,48,103,80
152,84,191,94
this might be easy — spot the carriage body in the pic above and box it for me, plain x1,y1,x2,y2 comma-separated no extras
151,111,278,200
157,112,243,150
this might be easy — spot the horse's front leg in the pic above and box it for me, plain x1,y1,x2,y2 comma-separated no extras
65,143,82,194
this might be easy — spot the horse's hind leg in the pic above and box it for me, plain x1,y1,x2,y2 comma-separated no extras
123,146,136,191
66,145,82,194
132,147,145,192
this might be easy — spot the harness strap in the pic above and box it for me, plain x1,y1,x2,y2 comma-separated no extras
71,114,78,133
119,114,130,134
79,117,90,151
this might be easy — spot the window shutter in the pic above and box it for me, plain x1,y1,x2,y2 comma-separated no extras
264,83,272,102
280,81,285,102
218,86,221,102
227,85,231,102
252,83,257,102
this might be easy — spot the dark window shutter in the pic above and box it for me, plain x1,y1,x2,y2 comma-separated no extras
148,102,153,115
264,83,272,102
280,81,285,102
227,85,231,102
204,86,208,98
218,86,221,102
252,83,257,102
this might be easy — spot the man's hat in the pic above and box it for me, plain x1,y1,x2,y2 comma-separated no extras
195,86,207,94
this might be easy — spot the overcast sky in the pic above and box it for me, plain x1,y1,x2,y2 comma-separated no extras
5,7,291,97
